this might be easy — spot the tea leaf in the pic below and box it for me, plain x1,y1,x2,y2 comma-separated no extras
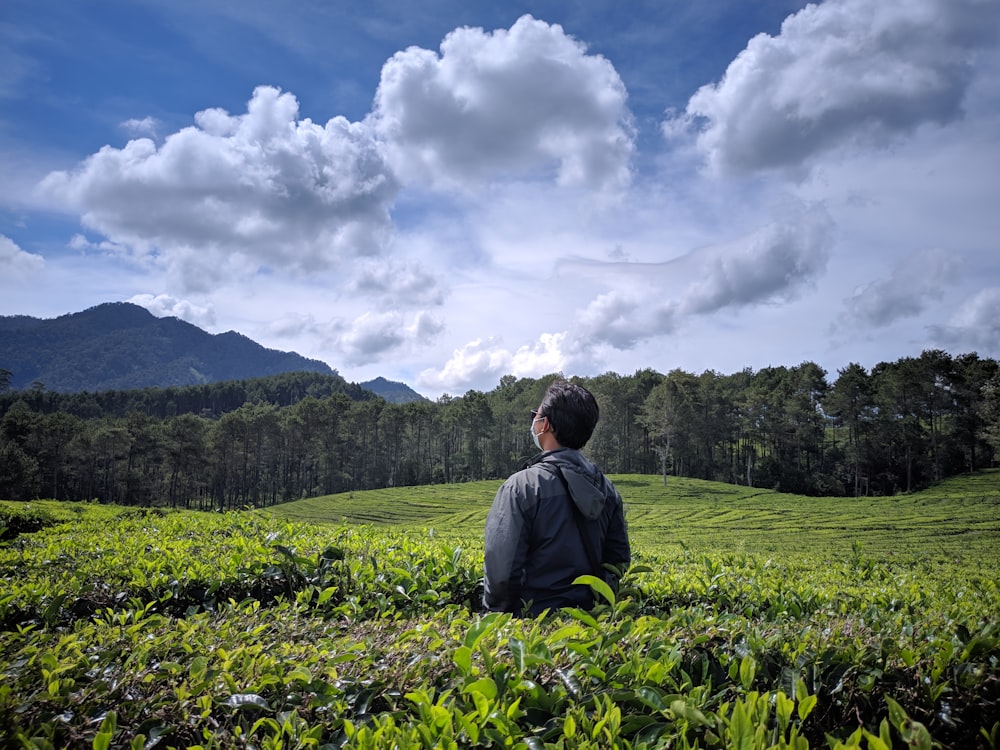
225,694,271,711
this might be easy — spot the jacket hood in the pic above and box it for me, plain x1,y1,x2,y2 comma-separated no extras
538,449,608,520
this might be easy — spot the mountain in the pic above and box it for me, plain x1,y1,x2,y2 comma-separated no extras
0,302,338,392
360,376,428,404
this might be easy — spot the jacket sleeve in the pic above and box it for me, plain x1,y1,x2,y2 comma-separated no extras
483,476,533,612
601,486,631,577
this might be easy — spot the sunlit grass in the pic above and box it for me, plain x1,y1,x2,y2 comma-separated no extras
262,469,1000,565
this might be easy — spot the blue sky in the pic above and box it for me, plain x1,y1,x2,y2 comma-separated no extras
2,0,999,398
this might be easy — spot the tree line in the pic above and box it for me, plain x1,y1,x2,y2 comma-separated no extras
0,370,375,419
1,350,998,509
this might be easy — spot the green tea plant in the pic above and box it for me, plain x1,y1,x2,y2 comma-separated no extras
1,472,998,748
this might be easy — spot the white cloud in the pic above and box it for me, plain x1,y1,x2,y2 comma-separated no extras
669,0,1000,175
371,14,634,191
416,329,603,394
928,286,1000,354
265,312,320,340
38,86,399,292
331,311,405,364
0,234,44,278
349,259,445,307
120,116,160,139
679,207,833,314
838,248,962,328
69,232,132,258
411,310,445,342
325,309,444,365
508,332,570,375
128,293,217,328
418,337,516,392
576,291,678,350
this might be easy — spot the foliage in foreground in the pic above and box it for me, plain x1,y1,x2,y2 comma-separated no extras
1,481,999,749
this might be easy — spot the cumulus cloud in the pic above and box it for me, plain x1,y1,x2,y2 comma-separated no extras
69,232,131,257
419,338,512,391
128,293,216,328
669,0,1000,175
577,291,678,350
411,310,446,342
928,286,1000,353
679,208,833,314
839,248,962,328
38,86,398,292
325,309,445,365
121,116,159,138
418,334,569,392
330,311,405,364
349,259,445,307
265,312,319,339
371,14,634,191
0,234,44,278
32,16,636,306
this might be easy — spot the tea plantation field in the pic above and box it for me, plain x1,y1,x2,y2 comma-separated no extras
2,471,998,749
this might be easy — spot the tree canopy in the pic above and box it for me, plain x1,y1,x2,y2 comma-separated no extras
1,351,997,507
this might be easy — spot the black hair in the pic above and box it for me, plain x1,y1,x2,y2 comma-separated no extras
537,378,600,450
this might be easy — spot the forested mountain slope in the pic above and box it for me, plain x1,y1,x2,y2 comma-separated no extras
0,302,336,392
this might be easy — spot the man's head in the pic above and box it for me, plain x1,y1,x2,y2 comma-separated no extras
534,378,600,450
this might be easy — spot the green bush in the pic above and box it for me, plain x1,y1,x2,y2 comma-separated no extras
1,478,998,749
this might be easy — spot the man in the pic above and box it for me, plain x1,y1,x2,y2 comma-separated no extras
483,378,631,615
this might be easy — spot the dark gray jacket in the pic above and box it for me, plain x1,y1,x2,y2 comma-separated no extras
483,448,630,615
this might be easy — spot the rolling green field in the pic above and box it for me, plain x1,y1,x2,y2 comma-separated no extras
263,470,1000,562
2,471,999,749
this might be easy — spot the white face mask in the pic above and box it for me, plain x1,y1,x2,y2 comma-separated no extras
530,416,545,450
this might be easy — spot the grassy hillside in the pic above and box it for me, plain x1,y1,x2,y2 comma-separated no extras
262,469,1000,562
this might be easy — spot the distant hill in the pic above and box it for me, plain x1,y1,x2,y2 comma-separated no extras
0,302,339,393
360,376,428,404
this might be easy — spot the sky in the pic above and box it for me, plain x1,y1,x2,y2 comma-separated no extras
1,0,999,399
